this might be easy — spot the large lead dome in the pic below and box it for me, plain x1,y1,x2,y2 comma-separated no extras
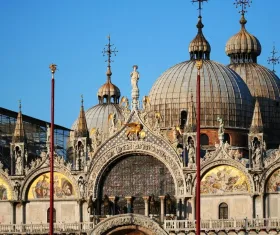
148,17,253,130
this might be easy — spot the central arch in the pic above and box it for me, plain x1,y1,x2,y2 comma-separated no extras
91,214,168,235
99,153,175,215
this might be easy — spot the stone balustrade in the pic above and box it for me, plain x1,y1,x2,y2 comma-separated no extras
164,218,280,233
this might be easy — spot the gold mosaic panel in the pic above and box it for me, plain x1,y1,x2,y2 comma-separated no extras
0,176,12,200
28,172,76,200
201,165,250,194
267,168,280,192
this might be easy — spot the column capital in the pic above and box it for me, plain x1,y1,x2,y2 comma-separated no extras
125,196,133,202
109,196,116,202
142,196,150,201
159,195,165,200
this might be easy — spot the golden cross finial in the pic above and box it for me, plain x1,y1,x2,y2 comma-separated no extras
49,64,57,74
268,44,280,73
191,0,208,17
234,0,252,15
102,35,118,67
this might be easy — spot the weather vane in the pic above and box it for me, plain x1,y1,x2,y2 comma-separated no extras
234,0,252,15
268,44,280,73
191,0,208,17
102,35,118,67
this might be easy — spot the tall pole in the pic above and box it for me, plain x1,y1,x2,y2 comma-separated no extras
195,60,202,235
49,64,57,235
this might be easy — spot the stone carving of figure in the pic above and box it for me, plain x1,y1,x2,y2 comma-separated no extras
150,194,158,215
252,144,262,168
14,181,21,200
120,96,129,110
130,65,140,91
186,173,193,193
46,124,51,142
253,174,259,192
103,195,111,215
187,139,195,164
165,194,173,214
78,176,86,198
91,128,101,150
142,96,150,111
153,112,161,133
108,112,117,136
217,117,224,135
15,148,22,175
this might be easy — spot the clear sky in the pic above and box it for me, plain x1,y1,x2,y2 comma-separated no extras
0,0,279,128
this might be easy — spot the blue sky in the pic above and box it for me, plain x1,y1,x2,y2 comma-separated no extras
0,0,279,128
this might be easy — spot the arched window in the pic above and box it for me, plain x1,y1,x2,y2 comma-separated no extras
180,110,187,128
47,208,56,223
224,133,230,144
219,203,228,219
200,134,209,146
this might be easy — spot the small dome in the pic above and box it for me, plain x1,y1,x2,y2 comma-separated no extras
225,14,261,63
71,104,124,136
189,16,211,60
148,60,253,129
98,66,121,104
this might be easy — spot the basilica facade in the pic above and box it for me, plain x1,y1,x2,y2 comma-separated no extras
1,1,280,235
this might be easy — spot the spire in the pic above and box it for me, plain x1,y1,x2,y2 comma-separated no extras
76,95,88,137
185,94,197,132
189,0,211,60
267,43,280,73
250,99,263,133
234,0,251,28
13,100,25,143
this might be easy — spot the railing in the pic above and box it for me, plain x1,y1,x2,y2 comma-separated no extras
164,218,280,232
0,222,95,234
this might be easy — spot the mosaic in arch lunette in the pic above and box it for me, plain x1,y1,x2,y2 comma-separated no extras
0,176,12,200
201,165,250,194
28,172,76,199
267,168,280,192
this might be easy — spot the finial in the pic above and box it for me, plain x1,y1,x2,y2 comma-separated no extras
102,35,118,67
81,94,84,106
49,63,57,74
267,43,280,73
191,0,208,17
18,99,22,112
234,0,252,15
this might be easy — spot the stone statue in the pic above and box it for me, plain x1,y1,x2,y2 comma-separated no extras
142,96,150,111
15,149,22,175
78,176,86,198
252,144,262,168
130,65,140,91
91,128,101,150
120,96,129,110
253,174,259,192
14,181,21,200
217,117,224,135
108,112,117,136
46,124,51,142
87,195,97,215
186,173,193,193
187,139,195,164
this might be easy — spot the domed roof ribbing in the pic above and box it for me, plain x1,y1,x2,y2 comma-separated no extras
225,14,261,63
148,16,253,129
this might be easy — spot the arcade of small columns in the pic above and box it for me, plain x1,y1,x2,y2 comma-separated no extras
89,195,193,221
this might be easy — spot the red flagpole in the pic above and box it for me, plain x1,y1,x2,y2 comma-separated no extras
49,64,56,235
195,60,202,235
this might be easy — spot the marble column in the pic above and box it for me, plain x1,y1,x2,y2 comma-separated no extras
109,196,116,215
159,195,165,221
125,196,133,213
143,196,149,216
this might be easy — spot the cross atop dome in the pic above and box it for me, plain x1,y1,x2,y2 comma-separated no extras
268,44,280,73
234,0,252,15
102,35,118,68
191,0,208,17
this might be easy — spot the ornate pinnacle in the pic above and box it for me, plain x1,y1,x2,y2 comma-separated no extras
49,64,57,74
234,0,252,15
191,0,208,17
102,35,118,67
268,44,280,73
